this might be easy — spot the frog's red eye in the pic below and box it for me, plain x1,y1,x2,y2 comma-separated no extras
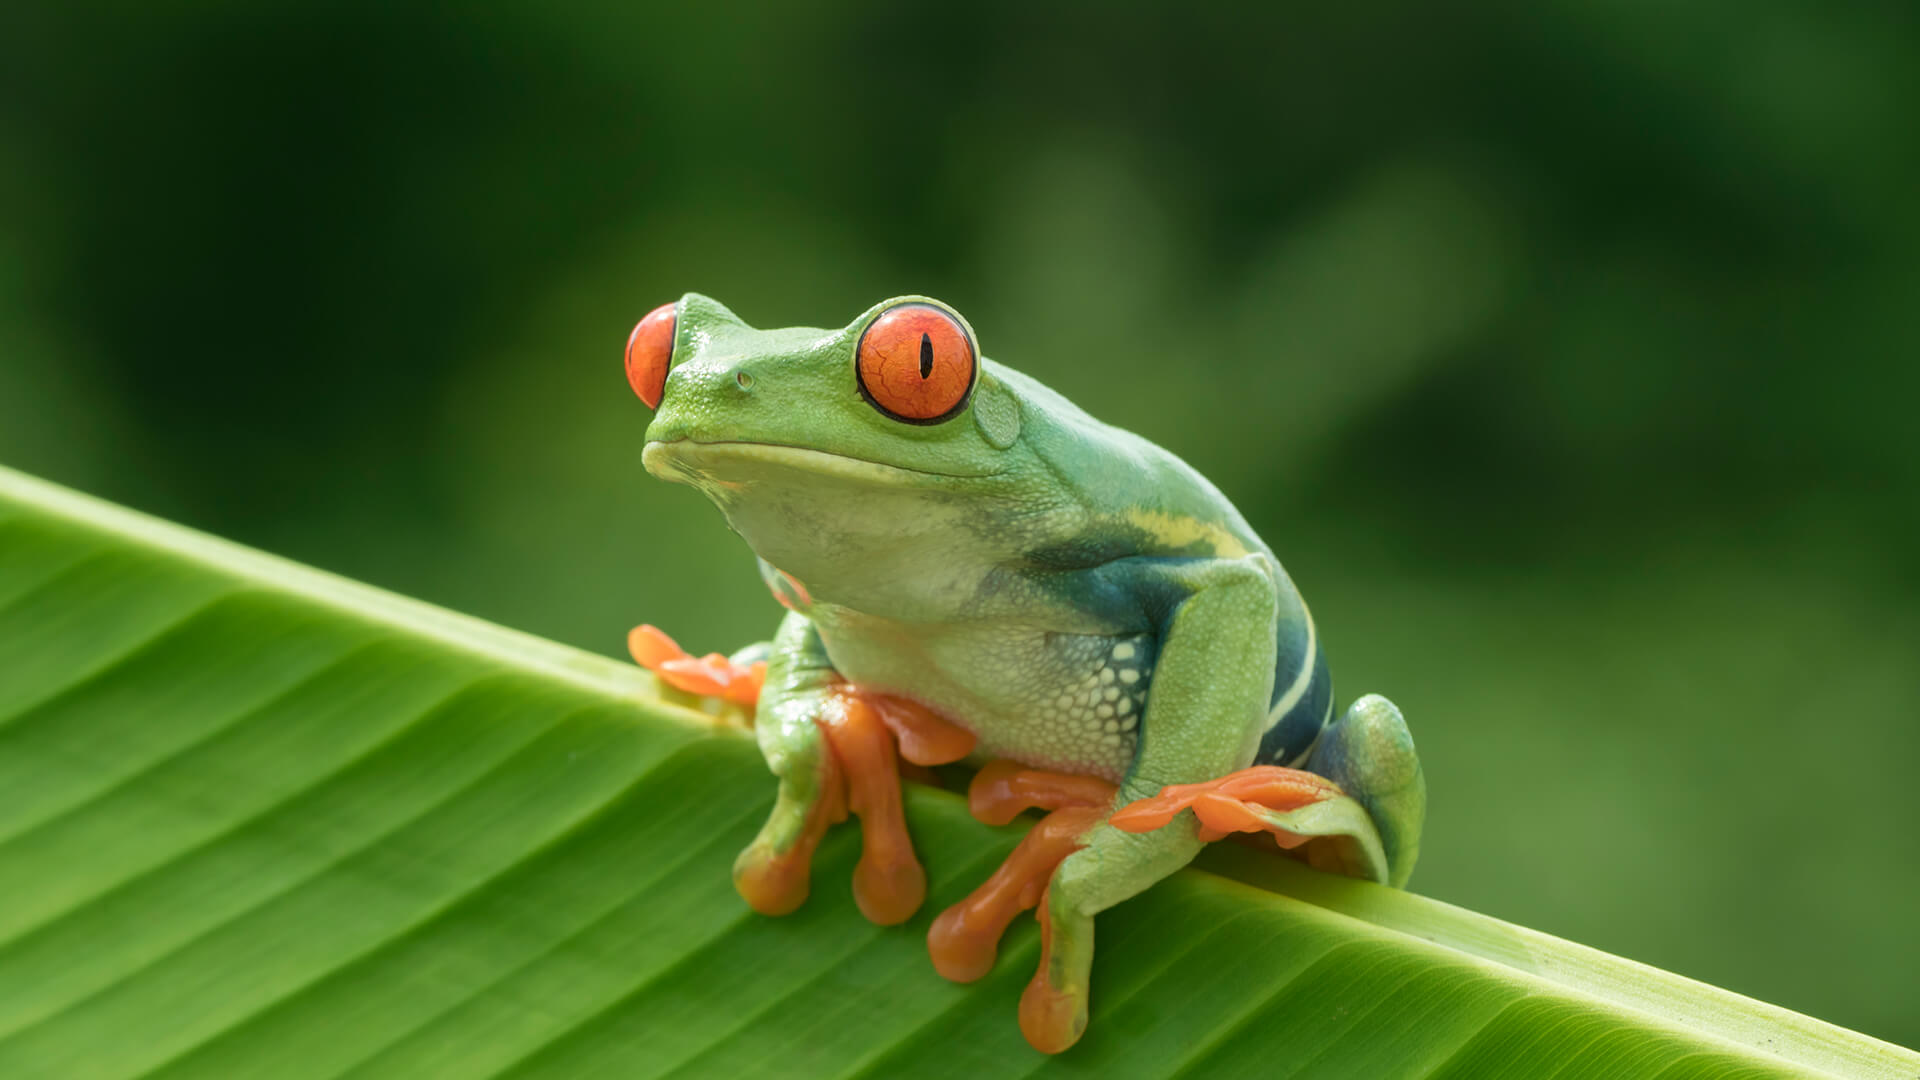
625,302,677,409
855,303,977,424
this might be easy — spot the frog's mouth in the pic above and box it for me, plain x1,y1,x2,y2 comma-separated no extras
643,439,999,484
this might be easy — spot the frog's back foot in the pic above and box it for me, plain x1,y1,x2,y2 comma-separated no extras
1306,694,1425,888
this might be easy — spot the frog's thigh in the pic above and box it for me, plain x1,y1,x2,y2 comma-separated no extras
1052,553,1281,916
1108,553,1280,782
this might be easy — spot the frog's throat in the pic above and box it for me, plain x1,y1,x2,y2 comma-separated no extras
642,439,1001,484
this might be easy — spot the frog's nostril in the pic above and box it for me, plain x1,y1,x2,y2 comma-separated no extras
734,371,755,392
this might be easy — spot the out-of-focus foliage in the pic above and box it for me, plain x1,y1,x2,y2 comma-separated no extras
2,0,1915,1049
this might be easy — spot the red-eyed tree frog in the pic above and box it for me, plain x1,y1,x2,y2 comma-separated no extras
622,294,1426,1053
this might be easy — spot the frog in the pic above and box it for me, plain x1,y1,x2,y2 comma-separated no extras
622,293,1426,1054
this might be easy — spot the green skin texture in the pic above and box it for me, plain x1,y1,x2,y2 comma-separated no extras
640,293,1425,1037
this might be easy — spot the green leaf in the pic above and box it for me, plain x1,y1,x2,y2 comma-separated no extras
0,464,1913,1079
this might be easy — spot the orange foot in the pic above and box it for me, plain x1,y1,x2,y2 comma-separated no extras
933,762,1362,1054
628,623,767,707
733,683,977,925
1109,765,1347,846
927,761,1116,985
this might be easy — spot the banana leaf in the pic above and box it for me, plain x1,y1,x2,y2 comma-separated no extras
0,465,1913,1078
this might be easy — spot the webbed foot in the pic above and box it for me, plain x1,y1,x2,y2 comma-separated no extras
628,624,768,707
734,685,976,924
939,718,1424,1055
631,623,978,920
1109,765,1391,882
927,761,1133,1053
927,762,1115,983
1109,695,1425,887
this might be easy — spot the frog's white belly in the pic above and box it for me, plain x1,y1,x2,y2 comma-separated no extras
813,608,1155,784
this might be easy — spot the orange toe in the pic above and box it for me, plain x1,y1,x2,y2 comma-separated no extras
927,804,1104,984
854,850,925,927
733,753,845,916
1192,791,1310,849
627,624,687,670
1019,970,1085,1054
629,622,767,707
1110,765,1345,849
1017,886,1087,1054
820,690,926,926
967,760,1117,826
735,842,817,917
868,693,977,766
730,661,767,707
966,760,1033,826
656,654,734,697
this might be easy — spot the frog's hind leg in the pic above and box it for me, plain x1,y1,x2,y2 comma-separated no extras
927,760,1191,1054
1108,695,1425,888
927,761,1117,983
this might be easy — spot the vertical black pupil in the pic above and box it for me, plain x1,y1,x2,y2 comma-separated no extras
919,332,933,379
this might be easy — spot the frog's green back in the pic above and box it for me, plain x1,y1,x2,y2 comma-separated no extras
985,361,1274,567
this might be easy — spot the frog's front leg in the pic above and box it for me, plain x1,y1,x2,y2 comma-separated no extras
737,611,977,923
732,611,846,916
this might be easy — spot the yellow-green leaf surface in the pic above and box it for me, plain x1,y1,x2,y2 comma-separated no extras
1,465,1914,1079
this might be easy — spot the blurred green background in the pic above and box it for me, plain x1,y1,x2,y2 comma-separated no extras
4,0,1916,1050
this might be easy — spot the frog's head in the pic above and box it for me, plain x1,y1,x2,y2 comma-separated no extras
627,294,1030,585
